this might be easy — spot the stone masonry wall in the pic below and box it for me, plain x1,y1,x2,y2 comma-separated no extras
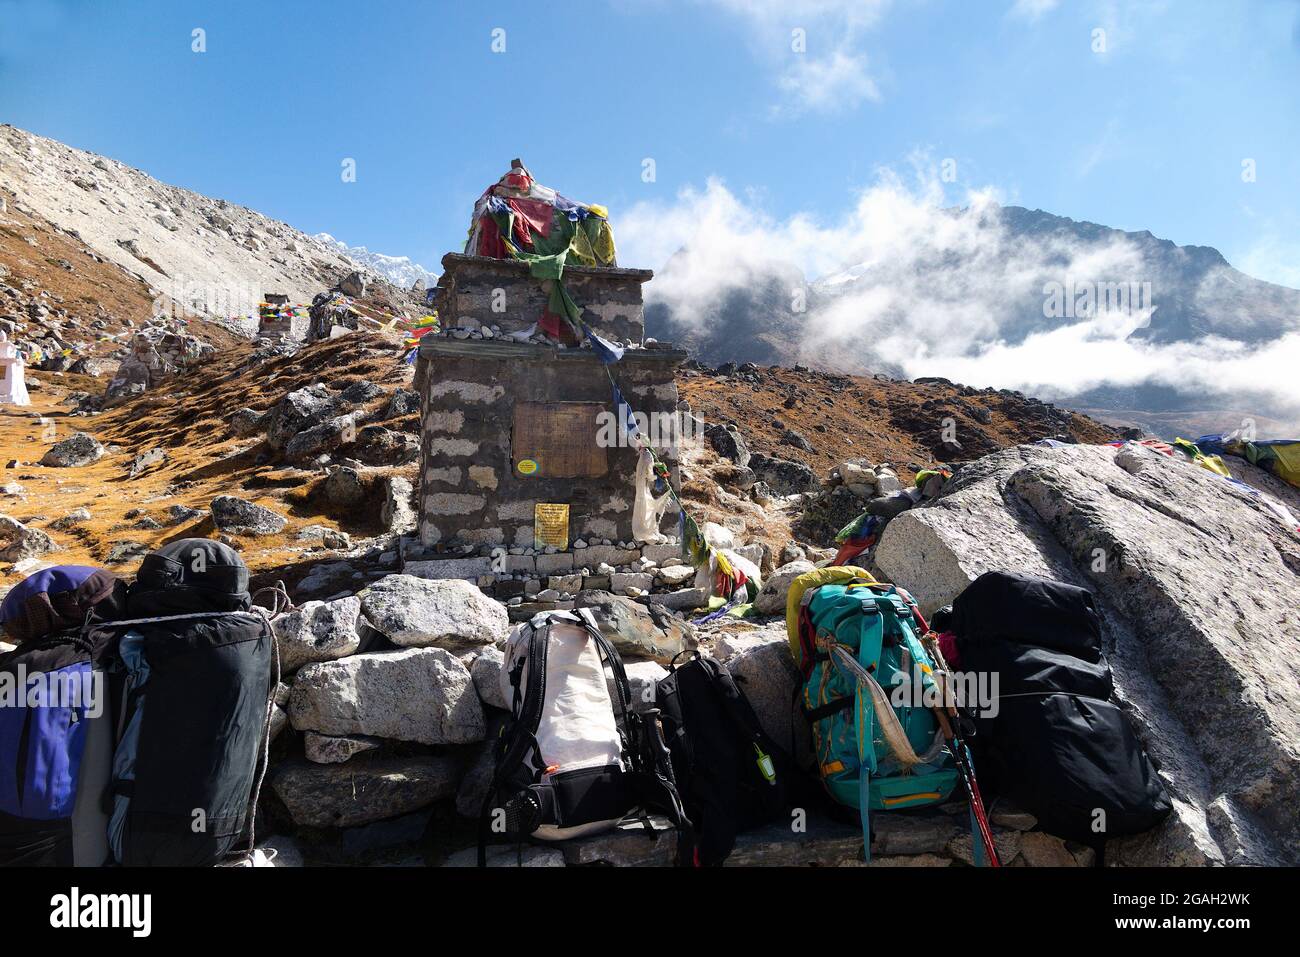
435,254,650,342
419,341,685,549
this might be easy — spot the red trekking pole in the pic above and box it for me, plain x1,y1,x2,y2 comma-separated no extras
924,634,1001,867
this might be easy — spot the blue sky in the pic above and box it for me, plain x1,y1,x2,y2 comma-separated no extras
1,0,1297,285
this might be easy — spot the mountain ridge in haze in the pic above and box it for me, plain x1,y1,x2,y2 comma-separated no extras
646,203,1300,435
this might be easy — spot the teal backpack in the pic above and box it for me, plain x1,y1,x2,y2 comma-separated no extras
791,575,987,863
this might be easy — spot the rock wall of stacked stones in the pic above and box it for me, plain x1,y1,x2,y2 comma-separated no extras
418,351,682,549
433,254,648,343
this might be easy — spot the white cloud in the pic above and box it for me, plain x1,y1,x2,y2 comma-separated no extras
694,0,891,116
702,0,889,34
1237,235,1300,290
775,48,879,114
1088,0,1175,59
1009,0,1060,21
618,166,1300,429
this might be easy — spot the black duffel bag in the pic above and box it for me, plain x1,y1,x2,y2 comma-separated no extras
952,570,1171,845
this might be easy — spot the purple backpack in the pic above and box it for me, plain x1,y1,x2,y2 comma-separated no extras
0,566,124,865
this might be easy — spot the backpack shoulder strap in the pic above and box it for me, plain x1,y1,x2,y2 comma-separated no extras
698,656,788,785
575,608,696,864
478,619,552,867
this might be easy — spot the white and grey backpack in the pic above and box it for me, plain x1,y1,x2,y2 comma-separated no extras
478,609,689,864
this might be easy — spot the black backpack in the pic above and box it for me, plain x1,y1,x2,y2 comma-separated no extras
0,566,125,867
93,539,276,866
952,570,1172,846
655,650,798,865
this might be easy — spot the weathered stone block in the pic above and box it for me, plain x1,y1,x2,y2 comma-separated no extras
289,647,486,745
424,492,486,515
468,465,499,489
948,829,1022,867
575,590,695,662
534,552,575,574
503,554,535,574
640,543,683,564
547,573,583,593
402,557,493,581
559,815,677,866
726,815,863,867
270,755,459,829
358,574,508,648
582,545,640,567
610,572,654,593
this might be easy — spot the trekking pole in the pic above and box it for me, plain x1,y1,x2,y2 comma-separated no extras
932,704,1000,867
922,635,1000,868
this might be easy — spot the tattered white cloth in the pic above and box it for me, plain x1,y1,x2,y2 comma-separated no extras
0,333,31,406
631,447,672,543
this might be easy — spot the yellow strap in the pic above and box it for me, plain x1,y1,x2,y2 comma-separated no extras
882,792,942,806
784,566,874,661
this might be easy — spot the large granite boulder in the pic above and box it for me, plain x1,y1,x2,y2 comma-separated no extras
0,515,56,563
359,574,508,649
753,559,816,615
272,596,363,673
874,442,1300,866
322,466,367,507
269,754,459,828
469,645,506,710
265,384,338,450
712,625,810,764
289,647,486,745
40,432,105,467
705,423,751,468
210,495,287,535
574,590,696,663
749,453,819,496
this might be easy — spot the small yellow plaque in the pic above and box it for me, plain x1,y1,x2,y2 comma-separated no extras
534,503,570,551
517,458,539,476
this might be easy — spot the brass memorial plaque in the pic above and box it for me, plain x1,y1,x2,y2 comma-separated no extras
512,402,608,478
534,503,570,550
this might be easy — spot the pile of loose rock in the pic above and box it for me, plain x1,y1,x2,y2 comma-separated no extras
412,536,728,618
231,380,420,468
797,457,911,544
0,272,113,376
103,321,214,404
